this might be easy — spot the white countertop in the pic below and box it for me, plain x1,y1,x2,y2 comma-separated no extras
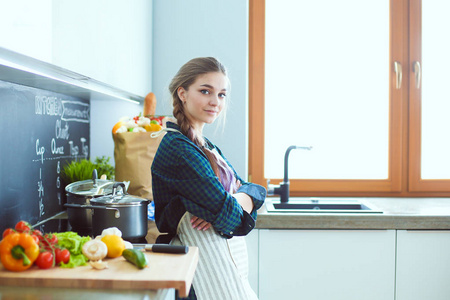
256,197,450,230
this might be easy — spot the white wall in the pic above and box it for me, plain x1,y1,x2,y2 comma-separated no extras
51,0,153,162
52,0,153,97
0,0,53,62
1,0,248,175
0,0,153,163
152,0,249,177
0,0,152,96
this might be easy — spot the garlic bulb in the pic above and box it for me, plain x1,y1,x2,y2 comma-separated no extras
95,227,123,240
89,260,109,270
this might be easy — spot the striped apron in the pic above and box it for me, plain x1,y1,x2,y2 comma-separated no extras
173,212,258,300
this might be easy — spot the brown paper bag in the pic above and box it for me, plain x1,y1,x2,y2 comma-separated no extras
113,131,165,200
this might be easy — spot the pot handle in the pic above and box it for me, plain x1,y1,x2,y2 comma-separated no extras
112,182,127,196
92,169,98,187
64,203,121,218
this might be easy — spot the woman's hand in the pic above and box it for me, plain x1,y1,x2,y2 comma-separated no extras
190,216,212,231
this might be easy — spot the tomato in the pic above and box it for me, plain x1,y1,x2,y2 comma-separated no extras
32,230,42,242
35,251,54,269
15,221,31,233
2,228,15,239
31,229,42,237
31,234,40,244
55,248,70,265
41,233,58,251
44,233,58,245
150,116,164,126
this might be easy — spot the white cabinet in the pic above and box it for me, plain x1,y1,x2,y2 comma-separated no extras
246,229,260,297
1,1,152,96
258,229,396,300
52,0,152,96
396,230,450,300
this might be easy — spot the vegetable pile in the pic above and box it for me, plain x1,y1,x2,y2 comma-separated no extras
1,221,89,271
112,92,168,134
112,115,165,134
1,222,146,272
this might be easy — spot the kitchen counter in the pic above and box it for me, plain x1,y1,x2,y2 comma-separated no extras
256,197,450,230
0,246,199,300
0,286,172,300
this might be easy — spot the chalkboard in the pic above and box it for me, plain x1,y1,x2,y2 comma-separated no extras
0,80,90,234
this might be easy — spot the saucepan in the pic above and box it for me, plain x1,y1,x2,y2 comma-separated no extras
64,169,116,235
65,182,149,241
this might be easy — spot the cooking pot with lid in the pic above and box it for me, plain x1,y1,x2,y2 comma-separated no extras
65,182,149,241
64,170,116,235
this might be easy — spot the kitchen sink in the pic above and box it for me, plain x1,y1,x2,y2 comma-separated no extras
265,198,383,214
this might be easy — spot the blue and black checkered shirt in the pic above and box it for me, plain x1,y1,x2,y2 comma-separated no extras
151,122,266,243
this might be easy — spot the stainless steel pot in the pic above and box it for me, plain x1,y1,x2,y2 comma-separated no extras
66,182,149,241
64,170,116,235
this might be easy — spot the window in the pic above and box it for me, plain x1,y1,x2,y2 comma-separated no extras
249,0,450,197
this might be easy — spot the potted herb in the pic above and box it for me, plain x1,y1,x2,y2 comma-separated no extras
61,156,115,185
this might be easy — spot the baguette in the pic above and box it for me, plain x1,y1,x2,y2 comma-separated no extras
143,92,157,116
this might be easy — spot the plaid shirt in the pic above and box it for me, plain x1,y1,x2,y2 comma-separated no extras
151,122,266,243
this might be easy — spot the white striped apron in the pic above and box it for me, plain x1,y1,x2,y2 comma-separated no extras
173,212,258,300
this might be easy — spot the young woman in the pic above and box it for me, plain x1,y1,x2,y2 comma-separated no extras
151,57,266,300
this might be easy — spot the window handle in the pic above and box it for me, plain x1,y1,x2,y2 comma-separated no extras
413,61,421,89
394,61,402,89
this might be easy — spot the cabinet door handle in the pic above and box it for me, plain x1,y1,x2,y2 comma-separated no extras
413,61,421,89
394,61,402,89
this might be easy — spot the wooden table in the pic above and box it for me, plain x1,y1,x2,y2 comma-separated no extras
0,247,198,300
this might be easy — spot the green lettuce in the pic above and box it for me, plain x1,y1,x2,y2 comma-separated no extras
55,231,91,268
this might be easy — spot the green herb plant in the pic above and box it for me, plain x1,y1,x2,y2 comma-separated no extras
61,156,115,184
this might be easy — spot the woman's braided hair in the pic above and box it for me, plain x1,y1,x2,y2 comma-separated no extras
168,57,228,179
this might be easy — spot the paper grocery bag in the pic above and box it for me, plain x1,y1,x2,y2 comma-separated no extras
113,131,165,200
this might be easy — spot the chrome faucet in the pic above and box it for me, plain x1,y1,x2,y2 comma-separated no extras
267,145,312,203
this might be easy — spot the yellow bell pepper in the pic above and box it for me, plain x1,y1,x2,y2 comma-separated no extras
0,232,40,271
144,123,163,132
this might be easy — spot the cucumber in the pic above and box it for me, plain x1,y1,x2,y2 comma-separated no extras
122,249,148,269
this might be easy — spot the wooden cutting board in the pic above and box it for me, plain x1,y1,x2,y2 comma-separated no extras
0,247,198,298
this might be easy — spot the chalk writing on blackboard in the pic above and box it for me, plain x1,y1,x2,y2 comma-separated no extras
61,101,90,123
32,96,90,226
0,80,90,234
